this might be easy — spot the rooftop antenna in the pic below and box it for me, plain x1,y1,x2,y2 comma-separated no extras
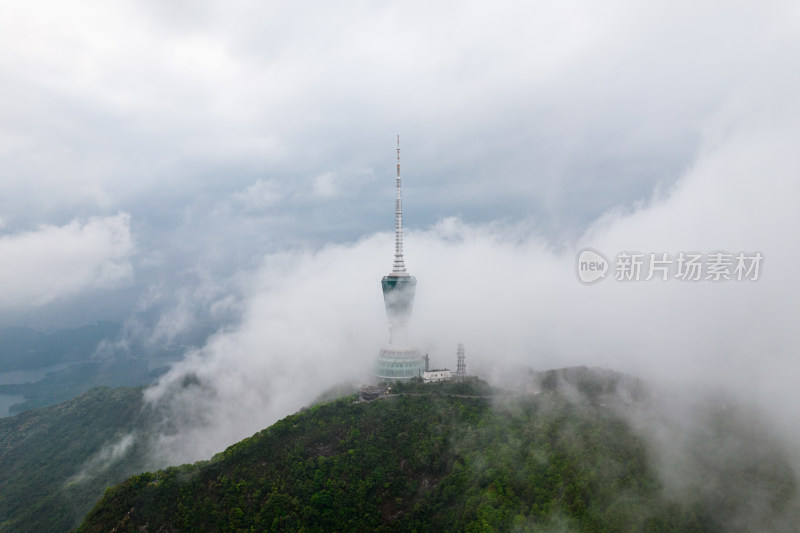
393,134,406,274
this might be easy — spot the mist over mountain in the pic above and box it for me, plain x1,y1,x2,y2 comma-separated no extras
2,367,798,532
0,1,799,531
78,372,800,532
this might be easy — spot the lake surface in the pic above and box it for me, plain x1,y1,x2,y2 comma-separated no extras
0,362,74,385
0,393,24,417
0,355,182,418
0,362,77,418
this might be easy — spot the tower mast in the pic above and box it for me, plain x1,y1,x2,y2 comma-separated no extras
393,134,406,274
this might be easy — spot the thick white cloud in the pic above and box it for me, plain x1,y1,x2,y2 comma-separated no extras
0,214,134,309
143,83,800,467
1,0,798,329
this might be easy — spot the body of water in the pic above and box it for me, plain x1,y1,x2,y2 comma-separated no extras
0,355,181,418
0,362,74,385
0,362,76,417
0,393,24,417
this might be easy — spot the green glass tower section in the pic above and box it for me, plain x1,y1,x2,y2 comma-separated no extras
373,137,425,382
381,275,416,330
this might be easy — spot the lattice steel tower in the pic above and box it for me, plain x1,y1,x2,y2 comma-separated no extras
456,343,466,381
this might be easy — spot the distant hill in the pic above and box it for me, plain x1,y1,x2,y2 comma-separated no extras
0,322,174,415
0,358,167,415
0,386,154,533
77,371,800,532
0,322,121,372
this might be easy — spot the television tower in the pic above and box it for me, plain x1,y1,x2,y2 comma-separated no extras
373,136,425,382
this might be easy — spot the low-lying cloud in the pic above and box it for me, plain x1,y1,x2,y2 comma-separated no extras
140,89,800,474
67,432,136,486
0,213,134,309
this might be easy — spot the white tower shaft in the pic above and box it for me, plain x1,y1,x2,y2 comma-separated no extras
393,135,407,274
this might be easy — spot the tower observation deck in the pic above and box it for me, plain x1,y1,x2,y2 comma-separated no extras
373,136,426,382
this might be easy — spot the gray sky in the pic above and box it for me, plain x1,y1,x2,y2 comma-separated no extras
4,0,794,327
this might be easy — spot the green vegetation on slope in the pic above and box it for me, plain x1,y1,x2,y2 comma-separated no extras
78,378,783,533
0,386,154,533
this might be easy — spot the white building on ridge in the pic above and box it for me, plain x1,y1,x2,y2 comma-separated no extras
422,369,452,383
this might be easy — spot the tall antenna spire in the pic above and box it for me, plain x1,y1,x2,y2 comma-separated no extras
393,134,407,273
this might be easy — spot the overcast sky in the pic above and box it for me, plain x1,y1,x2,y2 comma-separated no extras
4,0,796,328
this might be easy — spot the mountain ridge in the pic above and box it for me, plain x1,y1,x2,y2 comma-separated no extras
77,370,799,532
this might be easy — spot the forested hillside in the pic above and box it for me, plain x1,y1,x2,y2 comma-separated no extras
78,375,799,532
0,387,153,532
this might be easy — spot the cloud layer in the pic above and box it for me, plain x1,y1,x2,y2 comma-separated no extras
142,83,800,468
2,1,798,296
0,214,133,309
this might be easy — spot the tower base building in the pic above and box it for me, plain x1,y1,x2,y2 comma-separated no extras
373,346,425,381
